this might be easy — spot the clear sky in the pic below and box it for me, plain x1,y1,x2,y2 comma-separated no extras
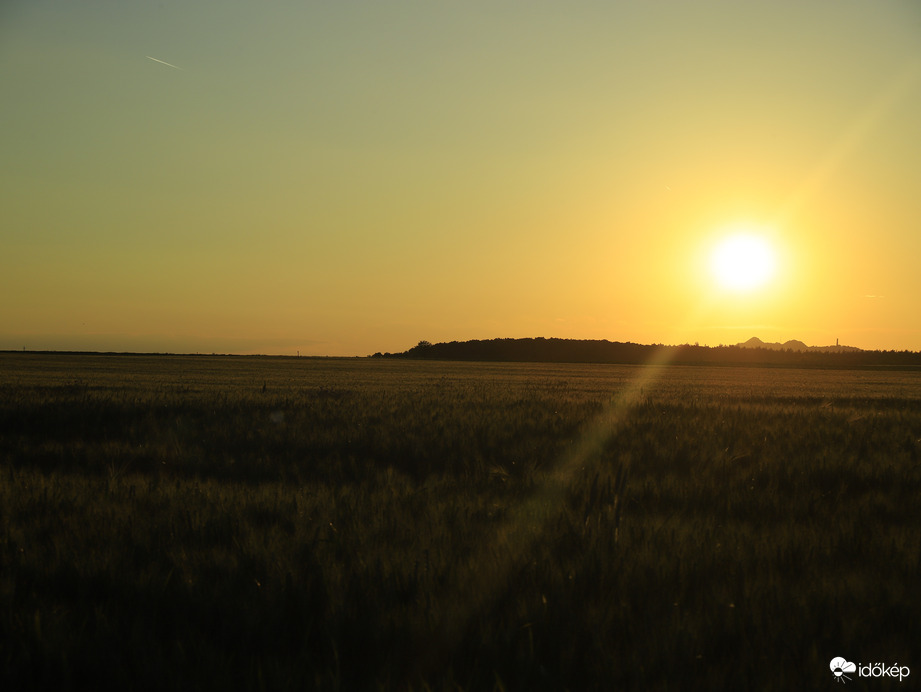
3,1,920,355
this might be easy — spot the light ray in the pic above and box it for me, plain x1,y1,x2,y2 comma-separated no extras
776,57,921,226
418,324,703,678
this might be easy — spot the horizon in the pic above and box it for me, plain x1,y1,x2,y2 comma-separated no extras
3,2,921,356
5,333,918,359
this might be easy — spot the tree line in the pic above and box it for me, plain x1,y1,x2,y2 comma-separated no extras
372,337,921,369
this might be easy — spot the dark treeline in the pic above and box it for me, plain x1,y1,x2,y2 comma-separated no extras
374,337,921,369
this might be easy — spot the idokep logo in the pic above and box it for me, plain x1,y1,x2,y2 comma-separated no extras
830,657,910,683
830,658,857,683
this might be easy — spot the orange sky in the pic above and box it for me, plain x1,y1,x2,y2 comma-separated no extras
2,1,920,355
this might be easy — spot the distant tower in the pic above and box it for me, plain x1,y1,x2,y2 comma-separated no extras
836,338,839,347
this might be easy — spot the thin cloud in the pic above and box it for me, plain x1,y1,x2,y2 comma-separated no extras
146,55,183,70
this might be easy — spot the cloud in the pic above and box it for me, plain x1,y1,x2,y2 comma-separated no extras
146,55,183,70
0,332,325,355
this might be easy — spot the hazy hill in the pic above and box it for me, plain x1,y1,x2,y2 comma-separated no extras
376,337,921,368
739,337,809,351
738,337,863,353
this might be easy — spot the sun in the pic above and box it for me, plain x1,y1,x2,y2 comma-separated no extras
709,232,777,292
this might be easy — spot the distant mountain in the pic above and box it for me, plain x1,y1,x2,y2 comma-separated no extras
739,337,809,351
738,337,863,354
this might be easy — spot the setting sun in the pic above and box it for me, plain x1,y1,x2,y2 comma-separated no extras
709,233,777,293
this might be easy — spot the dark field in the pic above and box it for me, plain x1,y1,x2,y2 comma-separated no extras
2,353,920,690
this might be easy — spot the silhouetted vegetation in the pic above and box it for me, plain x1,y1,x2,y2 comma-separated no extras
2,353,920,690
378,336,921,369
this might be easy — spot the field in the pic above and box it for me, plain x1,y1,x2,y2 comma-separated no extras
2,353,920,690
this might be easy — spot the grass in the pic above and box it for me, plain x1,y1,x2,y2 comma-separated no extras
1,353,920,690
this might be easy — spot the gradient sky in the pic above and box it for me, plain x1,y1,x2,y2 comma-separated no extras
3,1,920,355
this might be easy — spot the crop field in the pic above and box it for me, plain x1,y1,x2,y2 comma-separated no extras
1,352,920,690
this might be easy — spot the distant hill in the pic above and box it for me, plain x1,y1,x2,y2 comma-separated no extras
738,337,863,354
374,337,921,369
739,337,808,351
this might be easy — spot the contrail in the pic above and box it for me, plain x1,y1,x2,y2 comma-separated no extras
146,55,183,70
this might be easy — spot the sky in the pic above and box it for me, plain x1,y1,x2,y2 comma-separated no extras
2,1,920,356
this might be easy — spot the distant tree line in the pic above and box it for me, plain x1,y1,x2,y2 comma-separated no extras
371,337,921,369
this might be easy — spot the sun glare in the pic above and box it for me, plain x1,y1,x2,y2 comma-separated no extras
709,233,777,292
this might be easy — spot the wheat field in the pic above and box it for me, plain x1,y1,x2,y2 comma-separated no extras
2,353,919,690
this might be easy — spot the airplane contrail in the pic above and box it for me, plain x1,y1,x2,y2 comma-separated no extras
146,56,183,70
